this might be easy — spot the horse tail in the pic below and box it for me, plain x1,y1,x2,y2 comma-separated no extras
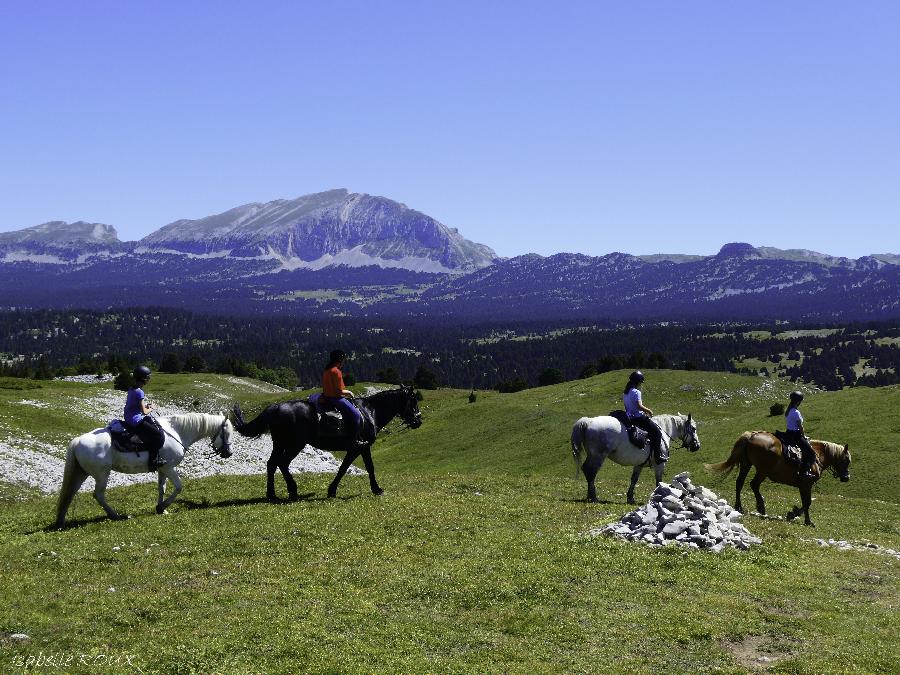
704,431,752,476
54,439,87,529
571,419,588,479
232,402,271,438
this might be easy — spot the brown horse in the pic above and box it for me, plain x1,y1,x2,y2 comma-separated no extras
705,431,851,527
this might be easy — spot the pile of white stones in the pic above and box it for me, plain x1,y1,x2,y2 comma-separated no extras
595,472,762,552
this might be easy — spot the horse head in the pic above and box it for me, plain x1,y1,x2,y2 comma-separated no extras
399,385,423,429
212,413,234,458
833,444,851,482
682,413,701,452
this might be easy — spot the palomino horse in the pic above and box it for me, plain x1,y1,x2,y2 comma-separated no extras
705,431,851,527
571,413,701,503
232,385,422,500
54,413,233,528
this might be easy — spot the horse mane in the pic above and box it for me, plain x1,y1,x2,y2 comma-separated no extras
812,439,845,460
167,412,222,438
364,387,406,403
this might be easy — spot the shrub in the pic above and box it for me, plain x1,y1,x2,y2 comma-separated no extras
159,353,181,373
414,366,439,390
538,368,565,387
496,378,529,393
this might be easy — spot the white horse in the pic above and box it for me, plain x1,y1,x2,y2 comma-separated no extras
571,413,700,504
54,413,233,528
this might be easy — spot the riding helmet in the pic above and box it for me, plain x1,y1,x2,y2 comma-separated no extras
629,370,645,383
789,390,804,402
329,350,347,364
133,365,152,382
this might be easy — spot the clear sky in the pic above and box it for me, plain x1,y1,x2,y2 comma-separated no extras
1,1,898,258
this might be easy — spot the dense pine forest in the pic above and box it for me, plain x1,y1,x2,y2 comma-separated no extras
1,308,897,391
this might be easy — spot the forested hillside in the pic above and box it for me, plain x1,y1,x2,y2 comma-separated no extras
1,309,897,391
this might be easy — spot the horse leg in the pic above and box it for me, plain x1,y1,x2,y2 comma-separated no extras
360,446,383,495
800,482,815,527
653,460,666,486
626,466,642,504
734,463,752,513
280,449,301,500
92,472,126,521
266,450,280,502
749,471,767,515
157,472,168,512
328,447,361,498
157,470,182,514
582,454,604,503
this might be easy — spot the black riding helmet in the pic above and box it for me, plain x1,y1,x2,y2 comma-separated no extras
133,365,152,382
789,390,804,403
629,370,645,384
329,350,346,364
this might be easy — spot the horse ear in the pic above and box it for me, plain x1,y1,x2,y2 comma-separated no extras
688,413,692,422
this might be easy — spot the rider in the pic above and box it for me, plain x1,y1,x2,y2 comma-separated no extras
123,366,167,471
624,370,666,464
312,350,368,449
784,390,816,479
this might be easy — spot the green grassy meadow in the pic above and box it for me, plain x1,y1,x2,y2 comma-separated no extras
1,371,898,673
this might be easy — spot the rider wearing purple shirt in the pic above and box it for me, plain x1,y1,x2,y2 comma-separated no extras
124,366,167,471
623,371,666,464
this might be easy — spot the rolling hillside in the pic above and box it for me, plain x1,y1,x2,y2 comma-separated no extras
0,371,897,672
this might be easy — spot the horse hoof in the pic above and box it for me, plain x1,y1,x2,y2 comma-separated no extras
327,490,337,499
372,487,384,496
804,521,815,528
112,514,129,521
288,493,300,502
266,495,279,503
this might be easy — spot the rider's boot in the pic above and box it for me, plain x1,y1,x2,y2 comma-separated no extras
653,441,669,465
148,449,168,471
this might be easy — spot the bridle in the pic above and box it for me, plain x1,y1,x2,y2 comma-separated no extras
398,391,422,429
205,417,231,458
676,418,700,451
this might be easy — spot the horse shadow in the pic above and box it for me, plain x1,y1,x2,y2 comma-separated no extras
559,497,621,505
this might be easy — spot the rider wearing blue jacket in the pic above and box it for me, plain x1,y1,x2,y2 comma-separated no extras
624,371,666,464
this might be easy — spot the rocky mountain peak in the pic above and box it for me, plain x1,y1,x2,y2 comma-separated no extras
140,189,497,273
0,221,119,246
716,242,760,259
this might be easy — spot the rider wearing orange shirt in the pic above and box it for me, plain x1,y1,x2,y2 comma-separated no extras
312,350,367,448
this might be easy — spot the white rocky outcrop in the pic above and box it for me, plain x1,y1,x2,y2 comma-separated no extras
593,472,762,552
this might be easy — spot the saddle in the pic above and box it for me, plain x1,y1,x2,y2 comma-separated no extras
609,410,650,450
773,430,803,465
309,397,374,442
106,419,145,453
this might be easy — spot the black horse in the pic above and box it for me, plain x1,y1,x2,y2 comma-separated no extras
232,385,422,500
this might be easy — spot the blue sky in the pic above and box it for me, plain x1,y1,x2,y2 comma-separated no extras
1,1,898,257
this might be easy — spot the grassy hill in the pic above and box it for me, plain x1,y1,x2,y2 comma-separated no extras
1,371,898,672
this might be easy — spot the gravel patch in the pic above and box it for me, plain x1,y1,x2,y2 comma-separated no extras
803,538,900,561
55,374,115,383
591,472,763,552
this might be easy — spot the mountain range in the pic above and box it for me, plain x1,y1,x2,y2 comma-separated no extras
1,190,898,321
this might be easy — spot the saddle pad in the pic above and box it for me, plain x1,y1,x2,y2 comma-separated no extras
106,420,144,453
773,431,802,465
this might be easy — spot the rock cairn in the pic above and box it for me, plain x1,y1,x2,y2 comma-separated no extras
595,472,762,552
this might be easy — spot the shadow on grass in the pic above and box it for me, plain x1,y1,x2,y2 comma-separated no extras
559,497,625,505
